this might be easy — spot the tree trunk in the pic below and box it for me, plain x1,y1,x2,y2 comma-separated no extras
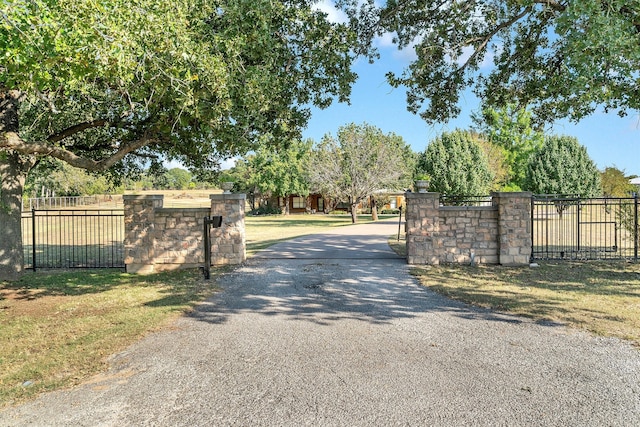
350,202,358,224
1,90,32,280
284,195,290,215
371,195,378,221
0,151,31,280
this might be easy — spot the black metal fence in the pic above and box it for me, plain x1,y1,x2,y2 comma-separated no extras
531,195,638,261
21,209,125,270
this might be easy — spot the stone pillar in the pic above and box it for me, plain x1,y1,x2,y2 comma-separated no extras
210,194,246,265
123,195,164,274
405,192,441,265
492,192,532,266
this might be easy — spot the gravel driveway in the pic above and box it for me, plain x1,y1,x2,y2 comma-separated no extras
2,220,639,426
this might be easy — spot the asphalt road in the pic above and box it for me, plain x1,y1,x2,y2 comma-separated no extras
2,220,639,426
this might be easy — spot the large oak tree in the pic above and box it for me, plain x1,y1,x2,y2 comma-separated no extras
1,0,357,279
342,0,640,124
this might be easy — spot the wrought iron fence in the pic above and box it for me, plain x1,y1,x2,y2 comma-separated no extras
531,195,638,261
21,209,125,270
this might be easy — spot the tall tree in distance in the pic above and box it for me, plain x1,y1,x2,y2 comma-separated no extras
310,123,411,224
343,0,640,125
473,106,544,190
524,135,601,197
0,0,358,278
250,138,312,215
600,167,637,198
417,130,493,198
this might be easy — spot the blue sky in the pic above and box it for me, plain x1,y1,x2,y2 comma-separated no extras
302,2,640,177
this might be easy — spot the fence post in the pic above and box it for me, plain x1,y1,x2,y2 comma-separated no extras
493,192,533,266
530,196,535,262
209,194,246,265
635,193,638,262
31,209,36,271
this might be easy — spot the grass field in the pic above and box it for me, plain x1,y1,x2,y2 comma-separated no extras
411,260,640,347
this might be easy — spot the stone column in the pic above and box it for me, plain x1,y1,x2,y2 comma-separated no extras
492,192,532,266
405,192,441,265
123,195,164,274
210,194,246,265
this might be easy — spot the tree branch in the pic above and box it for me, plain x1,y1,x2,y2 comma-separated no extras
47,119,109,143
533,0,566,13
2,131,152,172
456,6,533,75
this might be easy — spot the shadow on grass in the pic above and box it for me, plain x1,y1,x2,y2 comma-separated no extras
0,268,214,303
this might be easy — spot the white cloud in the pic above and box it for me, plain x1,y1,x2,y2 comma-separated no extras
374,32,418,63
453,45,495,69
313,0,348,24
220,157,238,170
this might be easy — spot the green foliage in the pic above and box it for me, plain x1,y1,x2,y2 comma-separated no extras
164,168,193,191
473,106,544,190
1,0,357,171
417,130,494,196
600,167,637,197
25,160,111,197
524,135,601,196
310,122,412,223
248,138,312,213
344,0,640,124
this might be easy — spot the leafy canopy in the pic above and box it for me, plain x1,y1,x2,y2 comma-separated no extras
473,105,544,190
1,0,357,172
342,0,640,124
249,138,312,213
600,166,637,198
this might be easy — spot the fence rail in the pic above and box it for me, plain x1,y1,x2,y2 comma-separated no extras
531,195,638,261
21,209,125,270
23,195,123,211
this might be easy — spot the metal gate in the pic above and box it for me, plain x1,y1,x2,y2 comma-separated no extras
21,209,125,270
531,195,638,261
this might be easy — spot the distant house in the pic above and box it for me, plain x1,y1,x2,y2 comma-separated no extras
279,190,406,214
278,194,326,214
631,177,640,193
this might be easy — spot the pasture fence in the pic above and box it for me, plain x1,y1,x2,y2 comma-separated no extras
531,195,638,261
21,209,125,270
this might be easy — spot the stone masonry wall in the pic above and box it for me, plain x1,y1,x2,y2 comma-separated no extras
123,194,246,274
210,194,246,265
439,207,499,264
406,192,532,266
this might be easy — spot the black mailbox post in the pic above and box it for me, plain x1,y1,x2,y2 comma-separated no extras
202,215,223,280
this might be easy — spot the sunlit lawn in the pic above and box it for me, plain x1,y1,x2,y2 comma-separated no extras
245,213,375,255
0,269,218,407
411,261,640,346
